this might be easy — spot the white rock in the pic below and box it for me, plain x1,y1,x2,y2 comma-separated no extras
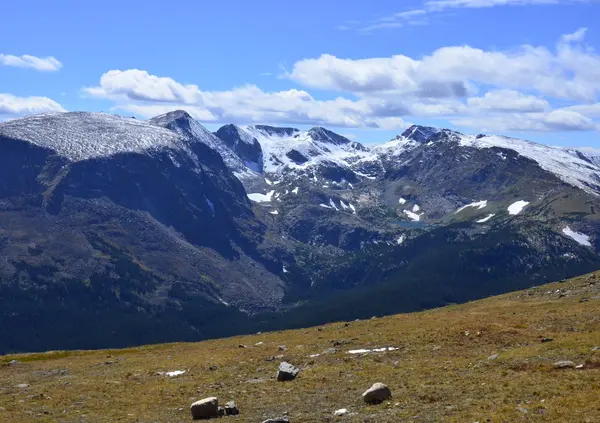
334,408,348,416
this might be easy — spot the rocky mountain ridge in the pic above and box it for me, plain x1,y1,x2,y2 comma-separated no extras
0,110,599,352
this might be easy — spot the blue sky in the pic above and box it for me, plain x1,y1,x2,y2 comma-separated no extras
1,0,600,147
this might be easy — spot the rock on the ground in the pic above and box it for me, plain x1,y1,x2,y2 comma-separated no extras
554,360,576,369
278,345,287,351
262,418,290,423
225,401,239,415
362,382,392,404
14,383,30,389
190,397,219,420
488,354,499,361
8,360,20,366
334,408,348,416
277,362,300,381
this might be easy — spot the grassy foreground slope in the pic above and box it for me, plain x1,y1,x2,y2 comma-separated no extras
1,272,599,423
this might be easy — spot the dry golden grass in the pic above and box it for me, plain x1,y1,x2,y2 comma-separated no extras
1,271,599,422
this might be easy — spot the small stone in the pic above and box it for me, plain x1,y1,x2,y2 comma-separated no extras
362,382,392,404
334,408,348,416
554,360,576,369
190,397,219,420
488,354,499,361
239,344,247,348
15,383,30,389
225,401,239,415
262,418,289,423
278,345,287,351
540,338,553,343
517,406,529,414
592,346,600,352
323,348,337,355
576,364,585,369
8,360,20,366
277,362,300,382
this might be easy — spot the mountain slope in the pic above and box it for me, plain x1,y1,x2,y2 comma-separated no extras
0,111,599,353
2,270,599,422
0,112,287,352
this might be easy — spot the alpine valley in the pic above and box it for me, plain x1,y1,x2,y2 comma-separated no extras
1,110,599,353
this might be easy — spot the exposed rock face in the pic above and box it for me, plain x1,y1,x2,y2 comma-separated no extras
362,382,392,404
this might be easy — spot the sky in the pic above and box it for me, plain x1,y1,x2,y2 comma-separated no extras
1,0,600,148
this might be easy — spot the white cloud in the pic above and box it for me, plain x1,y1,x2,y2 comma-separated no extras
0,93,66,117
452,109,598,132
565,103,600,118
83,69,199,103
351,0,591,33
467,90,549,112
425,0,581,11
289,32,600,102
86,69,408,129
0,54,62,71
560,27,588,43
83,29,600,134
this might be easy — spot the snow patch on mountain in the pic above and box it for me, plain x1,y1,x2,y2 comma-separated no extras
404,210,422,221
562,226,592,247
508,201,529,215
456,200,488,214
248,190,275,203
476,214,495,223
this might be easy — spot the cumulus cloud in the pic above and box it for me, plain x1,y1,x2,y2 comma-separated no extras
289,34,600,102
452,109,598,132
467,90,549,112
0,54,62,71
84,29,600,134
85,69,407,129
83,69,199,103
0,93,66,117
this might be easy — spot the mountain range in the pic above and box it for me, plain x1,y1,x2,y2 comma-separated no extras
1,110,599,353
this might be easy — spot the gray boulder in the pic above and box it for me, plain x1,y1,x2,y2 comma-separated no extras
225,401,239,415
190,397,219,420
277,362,300,381
262,418,289,423
362,382,392,404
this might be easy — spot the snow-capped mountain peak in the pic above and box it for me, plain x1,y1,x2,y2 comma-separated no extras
150,111,260,180
401,125,443,143
0,112,190,162
241,124,375,176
